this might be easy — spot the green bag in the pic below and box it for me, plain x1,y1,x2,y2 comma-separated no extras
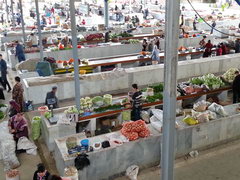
122,110,131,121
31,116,42,140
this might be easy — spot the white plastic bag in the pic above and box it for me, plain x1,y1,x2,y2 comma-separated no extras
208,103,228,117
150,116,163,132
126,165,139,180
151,109,163,121
17,137,37,155
141,111,150,123
193,100,209,112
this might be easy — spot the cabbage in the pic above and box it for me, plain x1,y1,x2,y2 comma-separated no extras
64,106,79,114
32,116,41,140
92,96,104,106
222,68,238,82
103,94,112,105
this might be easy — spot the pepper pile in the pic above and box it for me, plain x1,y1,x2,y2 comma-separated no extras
121,120,150,141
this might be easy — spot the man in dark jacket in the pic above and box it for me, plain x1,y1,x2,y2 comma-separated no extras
45,86,59,109
232,71,240,103
0,54,11,92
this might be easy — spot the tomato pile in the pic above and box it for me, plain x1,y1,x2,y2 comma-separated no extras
121,120,150,141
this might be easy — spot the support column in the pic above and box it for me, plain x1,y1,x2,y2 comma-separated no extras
70,0,81,111
161,0,180,179
104,0,109,28
5,0,9,24
35,0,44,61
19,0,26,45
10,0,15,28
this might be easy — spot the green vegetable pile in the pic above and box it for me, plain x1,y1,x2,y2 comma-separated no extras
146,93,163,103
222,68,238,83
190,74,225,90
128,39,140,44
0,111,4,120
94,104,122,113
149,83,164,93
32,116,42,140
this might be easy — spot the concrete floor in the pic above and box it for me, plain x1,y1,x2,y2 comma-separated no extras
115,139,240,180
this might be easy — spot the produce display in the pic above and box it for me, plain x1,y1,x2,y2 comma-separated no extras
64,106,79,114
80,97,93,111
94,104,122,113
44,112,52,119
103,94,113,105
182,100,227,126
110,32,133,39
222,68,238,83
190,74,225,90
92,96,104,106
142,83,164,103
85,33,104,41
121,120,150,141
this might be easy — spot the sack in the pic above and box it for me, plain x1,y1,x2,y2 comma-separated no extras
141,111,150,123
126,165,139,180
31,116,41,140
150,115,162,132
17,137,37,155
151,109,163,121
208,103,228,117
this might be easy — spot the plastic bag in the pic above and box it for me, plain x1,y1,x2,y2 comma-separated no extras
192,110,209,123
150,115,162,132
208,103,228,117
141,111,150,123
31,116,42,140
64,166,78,180
207,110,217,120
17,137,37,155
126,165,139,180
183,116,198,125
151,109,163,121
0,121,20,170
193,100,209,112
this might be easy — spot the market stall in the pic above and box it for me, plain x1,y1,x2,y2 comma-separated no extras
53,103,240,179
23,53,240,105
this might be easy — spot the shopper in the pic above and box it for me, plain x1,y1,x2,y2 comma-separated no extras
155,37,160,50
148,40,154,52
9,100,21,118
8,113,28,142
232,71,240,103
45,86,59,109
129,84,142,121
203,40,213,58
216,45,222,56
105,30,111,43
28,33,38,47
211,21,216,34
151,45,160,65
193,19,197,31
33,163,51,180
61,36,70,48
12,76,24,112
0,54,11,92
142,39,148,51
15,41,26,62
220,42,227,55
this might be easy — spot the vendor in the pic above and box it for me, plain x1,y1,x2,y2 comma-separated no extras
61,36,70,48
232,70,240,103
105,30,111,43
203,40,213,58
8,113,29,142
9,100,21,118
28,33,38,47
15,41,26,63
45,86,59,109
129,84,142,121
142,39,148,51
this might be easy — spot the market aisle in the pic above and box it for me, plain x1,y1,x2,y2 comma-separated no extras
115,139,240,180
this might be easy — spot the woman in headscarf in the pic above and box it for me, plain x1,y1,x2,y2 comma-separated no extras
9,100,21,118
8,113,28,142
151,45,160,65
12,76,24,112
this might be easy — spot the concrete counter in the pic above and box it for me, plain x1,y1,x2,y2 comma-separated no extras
53,103,240,180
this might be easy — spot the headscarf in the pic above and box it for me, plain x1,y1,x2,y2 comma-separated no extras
9,100,21,113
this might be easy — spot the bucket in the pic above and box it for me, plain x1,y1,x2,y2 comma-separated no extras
81,139,89,148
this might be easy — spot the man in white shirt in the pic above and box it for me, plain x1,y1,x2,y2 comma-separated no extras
28,33,38,47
